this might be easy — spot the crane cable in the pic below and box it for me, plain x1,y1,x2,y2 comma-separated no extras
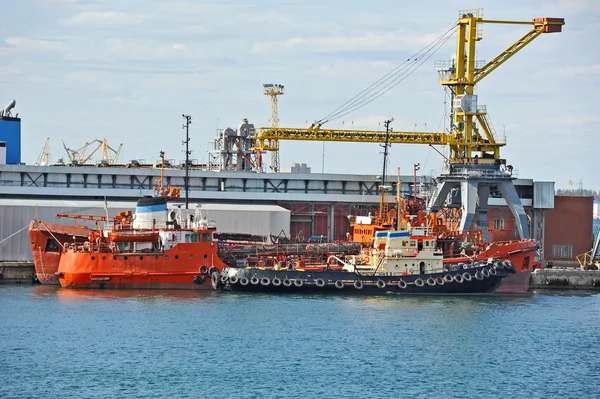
317,23,458,126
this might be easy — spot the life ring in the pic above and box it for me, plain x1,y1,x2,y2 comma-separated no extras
376,280,386,289
229,275,239,284
353,280,363,290
282,279,292,287
397,279,407,289
240,277,249,286
260,277,271,286
211,271,220,290
414,278,424,287
426,277,436,287
444,274,454,283
453,274,463,284
250,276,260,285
315,278,325,288
363,256,370,264
334,280,344,289
436,277,445,286
481,269,490,278
294,279,303,287
475,271,484,280
462,272,472,282
199,265,208,275
412,249,419,256
272,277,282,286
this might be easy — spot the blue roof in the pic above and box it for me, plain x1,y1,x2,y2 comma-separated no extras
387,231,410,238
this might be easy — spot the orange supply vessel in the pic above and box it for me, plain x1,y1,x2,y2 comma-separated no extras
57,196,229,290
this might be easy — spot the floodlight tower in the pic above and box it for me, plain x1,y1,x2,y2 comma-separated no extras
263,83,284,172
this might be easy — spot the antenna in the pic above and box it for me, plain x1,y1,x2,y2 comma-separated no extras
182,114,192,209
380,118,394,187
263,83,284,172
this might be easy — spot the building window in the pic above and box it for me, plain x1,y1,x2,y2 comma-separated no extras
493,218,504,230
552,245,572,259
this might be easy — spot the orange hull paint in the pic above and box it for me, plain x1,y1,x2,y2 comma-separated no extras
29,220,91,285
443,239,538,294
58,241,229,290
443,239,538,273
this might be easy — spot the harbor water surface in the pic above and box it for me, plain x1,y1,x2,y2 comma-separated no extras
1,286,599,399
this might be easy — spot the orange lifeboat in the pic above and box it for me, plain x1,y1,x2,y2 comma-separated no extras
107,231,159,243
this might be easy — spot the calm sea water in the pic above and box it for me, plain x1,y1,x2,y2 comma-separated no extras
1,286,599,399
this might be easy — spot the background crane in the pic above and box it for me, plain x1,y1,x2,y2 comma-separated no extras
263,83,284,172
62,139,123,165
34,137,51,166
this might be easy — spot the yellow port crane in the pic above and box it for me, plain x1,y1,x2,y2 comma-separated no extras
252,10,564,166
34,136,51,166
62,138,123,165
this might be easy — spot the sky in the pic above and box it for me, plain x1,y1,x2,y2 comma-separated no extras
0,0,598,189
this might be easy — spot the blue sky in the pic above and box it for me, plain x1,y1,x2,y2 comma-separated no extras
0,0,598,189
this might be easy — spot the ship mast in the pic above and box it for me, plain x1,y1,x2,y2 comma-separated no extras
182,114,192,209
380,118,393,187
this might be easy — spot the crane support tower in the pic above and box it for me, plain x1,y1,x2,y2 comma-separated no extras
263,83,284,172
252,10,564,240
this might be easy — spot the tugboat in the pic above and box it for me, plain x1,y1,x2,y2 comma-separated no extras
218,226,516,295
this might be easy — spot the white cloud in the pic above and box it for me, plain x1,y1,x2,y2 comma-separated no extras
106,38,190,61
4,37,65,52
61,11,148,26
251,27,454,54
308,60,392,77
172,43,187,50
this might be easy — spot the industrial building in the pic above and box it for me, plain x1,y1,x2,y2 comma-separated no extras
0,199,289,262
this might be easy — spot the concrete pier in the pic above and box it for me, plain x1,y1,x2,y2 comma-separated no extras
530,268,600,290
0,262,35,284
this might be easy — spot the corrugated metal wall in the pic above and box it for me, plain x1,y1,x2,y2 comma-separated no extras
0,200,289,261
533,181,555,209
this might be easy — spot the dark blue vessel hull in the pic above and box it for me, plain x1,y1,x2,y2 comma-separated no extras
217,263,514,295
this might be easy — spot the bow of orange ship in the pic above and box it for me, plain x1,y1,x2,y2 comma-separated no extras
57,197,230,290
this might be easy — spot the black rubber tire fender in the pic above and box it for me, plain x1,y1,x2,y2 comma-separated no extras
210,271,220,290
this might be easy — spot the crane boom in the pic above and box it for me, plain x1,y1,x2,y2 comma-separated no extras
253,126,503,152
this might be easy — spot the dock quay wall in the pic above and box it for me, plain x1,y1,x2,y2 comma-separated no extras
530,268,600,290
0,262,35,284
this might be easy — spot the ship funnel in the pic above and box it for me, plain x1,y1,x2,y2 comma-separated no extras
1,100,16,117
133,197,168,229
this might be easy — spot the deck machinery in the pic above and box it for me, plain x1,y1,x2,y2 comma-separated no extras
251,10,564,241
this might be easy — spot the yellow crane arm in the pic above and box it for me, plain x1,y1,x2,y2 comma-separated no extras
473,18,564,85
253,126,503,153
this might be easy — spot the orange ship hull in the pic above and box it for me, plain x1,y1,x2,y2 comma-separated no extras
443,239,538,294
29,220,91,285
58,242,229,290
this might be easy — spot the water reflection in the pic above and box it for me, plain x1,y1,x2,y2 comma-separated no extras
54,287,222,303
